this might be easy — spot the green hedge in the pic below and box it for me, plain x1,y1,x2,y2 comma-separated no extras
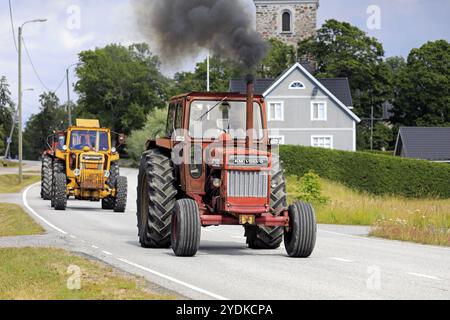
280,146,450,199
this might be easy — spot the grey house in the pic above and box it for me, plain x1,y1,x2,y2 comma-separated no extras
230,63,361,151
395,127,450,163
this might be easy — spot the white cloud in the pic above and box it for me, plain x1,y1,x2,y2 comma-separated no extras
60,30,94,50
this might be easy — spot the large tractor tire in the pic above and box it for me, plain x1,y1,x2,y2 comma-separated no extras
136,149,177,249
284,201,317,258
245,156,286,249
107,161,120,188
171,199,201,257
113,176,128,213
51,160,66,208
53,173,67,211
41,155,53,200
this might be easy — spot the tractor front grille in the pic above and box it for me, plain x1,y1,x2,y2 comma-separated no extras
80,170,104,190
227,171,268,198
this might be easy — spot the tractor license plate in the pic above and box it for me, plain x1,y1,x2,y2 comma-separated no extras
239,215,256,225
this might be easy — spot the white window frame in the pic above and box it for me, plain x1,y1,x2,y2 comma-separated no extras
269,135,285,145
289,81,306,90
311,135,334,149
268,101,284,122
311,101,328,121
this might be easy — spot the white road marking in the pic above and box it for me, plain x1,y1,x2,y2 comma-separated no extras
407,272,440,280
320,229,450,252
116,257,229,301
330,257,354,263
91,245,99,249
102,251,113,256
23,183,68,235
70,235,77,239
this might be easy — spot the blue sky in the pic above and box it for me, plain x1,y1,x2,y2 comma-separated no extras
0,0,449,124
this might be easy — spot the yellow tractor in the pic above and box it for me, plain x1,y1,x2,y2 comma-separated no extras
51,119,127,212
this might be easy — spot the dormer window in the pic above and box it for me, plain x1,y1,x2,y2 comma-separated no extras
289,81,305,90
282,11,291,32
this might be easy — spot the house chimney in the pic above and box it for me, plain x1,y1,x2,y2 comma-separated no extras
246,74,255,149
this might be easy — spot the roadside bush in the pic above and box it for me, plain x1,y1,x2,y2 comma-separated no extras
127,108,167,162
293,171,329,205
280,146,450,199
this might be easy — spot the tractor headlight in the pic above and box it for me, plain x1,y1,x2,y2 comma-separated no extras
74,169,81,177
212,178,222,188
104,171,110,178
111,147,117,154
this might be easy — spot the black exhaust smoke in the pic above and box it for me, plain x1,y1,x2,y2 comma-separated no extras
132,0,268,70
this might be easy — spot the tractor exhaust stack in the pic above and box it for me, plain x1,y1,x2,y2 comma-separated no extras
246,74,255,149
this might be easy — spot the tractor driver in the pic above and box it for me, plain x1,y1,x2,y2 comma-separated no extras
74,135,89,150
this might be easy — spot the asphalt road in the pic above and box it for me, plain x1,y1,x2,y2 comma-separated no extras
23,167,450,300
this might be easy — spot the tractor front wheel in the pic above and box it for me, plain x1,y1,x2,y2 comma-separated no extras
113,176,128,213
171,199,201,257
284,201,317,258
53,173,67,211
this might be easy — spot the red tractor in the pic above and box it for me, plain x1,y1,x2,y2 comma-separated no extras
136,76,316,257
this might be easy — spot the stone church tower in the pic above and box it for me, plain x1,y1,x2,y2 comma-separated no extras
254,0,319,47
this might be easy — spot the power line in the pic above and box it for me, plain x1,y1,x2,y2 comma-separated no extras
8,0,18,52
21,36,67,94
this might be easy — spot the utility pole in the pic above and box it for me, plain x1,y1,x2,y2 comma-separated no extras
18,25,23,182
370,105,374,151
66,68,71,126
66,63,77,126
17,19,47,183
207,52,210,92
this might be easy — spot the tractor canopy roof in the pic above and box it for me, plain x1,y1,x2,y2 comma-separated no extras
72,119,109,131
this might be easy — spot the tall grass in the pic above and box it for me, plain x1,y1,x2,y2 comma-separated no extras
287,176,450,246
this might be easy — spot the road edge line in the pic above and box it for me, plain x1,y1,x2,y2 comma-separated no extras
116,257,229,301
22,183,68,235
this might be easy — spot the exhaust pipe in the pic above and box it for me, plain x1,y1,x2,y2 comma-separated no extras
246,74,254,149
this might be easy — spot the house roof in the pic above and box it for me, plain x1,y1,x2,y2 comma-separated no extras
317,78,353,108
229,78,275,96
395,127,450,161
229,62,360,123
229,78,354,108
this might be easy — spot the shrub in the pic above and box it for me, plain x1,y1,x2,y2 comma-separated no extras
280,146,450,199
293,171,329,205
127,108,167,162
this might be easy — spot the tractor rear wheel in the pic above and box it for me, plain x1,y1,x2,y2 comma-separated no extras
284,201,317,258
51,160,66,208
113,176,128,213
41,155,53,200
137,149,177,249
245,156,286,249
53,173,67,211
171,199,201,257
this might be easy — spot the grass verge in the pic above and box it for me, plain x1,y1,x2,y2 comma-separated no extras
287,176,450,246
0,160,20,168
0,203,45,237
0,247,177,300
0,175,40,193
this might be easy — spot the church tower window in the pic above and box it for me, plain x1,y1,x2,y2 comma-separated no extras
282,11,292,32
